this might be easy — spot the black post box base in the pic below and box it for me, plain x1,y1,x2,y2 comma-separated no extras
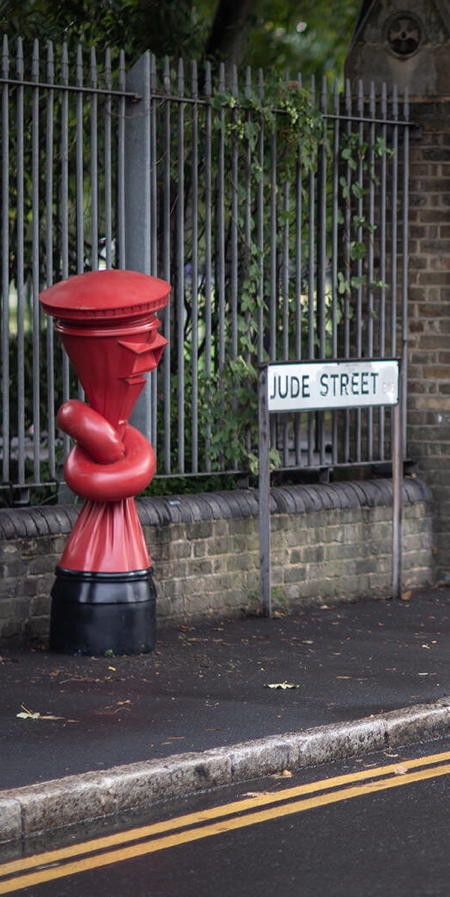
50,567,157,655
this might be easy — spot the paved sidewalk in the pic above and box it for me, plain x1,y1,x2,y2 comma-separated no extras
1,587,450,841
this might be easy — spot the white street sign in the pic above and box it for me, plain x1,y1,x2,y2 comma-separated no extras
267,359,399,412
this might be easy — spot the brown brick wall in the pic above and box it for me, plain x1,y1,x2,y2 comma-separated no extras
407,100,450,581
0,480,433,648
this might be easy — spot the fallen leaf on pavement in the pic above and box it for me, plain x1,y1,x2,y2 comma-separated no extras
16,705,40,719
16,704,73,721
38,714,69,720
241,791,273,798
59,676,102,684
336,676,368,681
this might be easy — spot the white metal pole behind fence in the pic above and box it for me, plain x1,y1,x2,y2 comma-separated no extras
125,52,153,441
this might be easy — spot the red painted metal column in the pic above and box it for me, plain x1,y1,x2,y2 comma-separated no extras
39,269,170,655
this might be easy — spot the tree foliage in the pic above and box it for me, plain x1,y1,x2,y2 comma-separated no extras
1,0,360,81
248,0,360,83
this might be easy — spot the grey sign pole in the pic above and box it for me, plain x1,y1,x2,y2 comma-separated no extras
392,381,403,601
258,366,271,616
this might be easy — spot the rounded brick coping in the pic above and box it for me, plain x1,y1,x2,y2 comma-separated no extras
0,478,431,540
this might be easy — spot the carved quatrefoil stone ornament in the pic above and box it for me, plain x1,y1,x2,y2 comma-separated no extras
386,13,422,58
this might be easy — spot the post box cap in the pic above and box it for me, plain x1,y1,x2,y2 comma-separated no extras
39,269,171,321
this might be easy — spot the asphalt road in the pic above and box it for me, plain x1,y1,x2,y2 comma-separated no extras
3,735,450,896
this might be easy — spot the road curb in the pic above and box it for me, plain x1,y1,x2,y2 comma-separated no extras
2,698,450,844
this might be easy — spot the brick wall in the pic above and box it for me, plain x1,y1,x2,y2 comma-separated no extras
407,100,450,582
0,479,433,648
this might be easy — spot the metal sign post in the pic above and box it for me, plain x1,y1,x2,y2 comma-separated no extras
258,367,271,616
392,396,403,600
258,359,402,615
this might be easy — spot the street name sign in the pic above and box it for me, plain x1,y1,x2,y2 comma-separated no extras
267,359,399,412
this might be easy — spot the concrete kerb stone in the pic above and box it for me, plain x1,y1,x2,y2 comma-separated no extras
1,699,450,844
384,697,450,746
0,799,22,843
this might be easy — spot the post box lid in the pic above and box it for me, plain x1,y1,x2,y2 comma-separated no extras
39,269,171,321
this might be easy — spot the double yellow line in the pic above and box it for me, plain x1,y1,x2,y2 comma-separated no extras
2,749,450,894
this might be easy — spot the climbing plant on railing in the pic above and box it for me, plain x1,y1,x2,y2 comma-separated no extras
150,61,400,481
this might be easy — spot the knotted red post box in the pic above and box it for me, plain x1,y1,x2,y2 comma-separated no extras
39,269,170,655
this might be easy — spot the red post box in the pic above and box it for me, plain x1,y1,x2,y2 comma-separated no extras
39,269,170,654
